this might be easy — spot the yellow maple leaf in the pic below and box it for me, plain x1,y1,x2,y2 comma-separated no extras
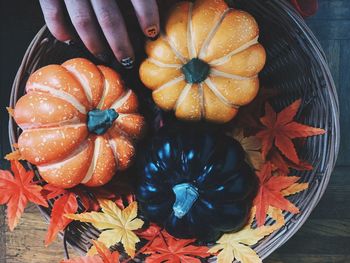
6,107,14,117
65,200,144,258
282,183,309,196
209,208,284,263
229,129,264,170
5,150,24,161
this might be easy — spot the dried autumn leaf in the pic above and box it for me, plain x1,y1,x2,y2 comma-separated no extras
65,200,143,258
43,180,135,246
45,192,78,246
136,223,162,241
282,183,309,196
6,107,14,117
0,161,48,231
42,183,67,200
230,129,264,170
254,162,302,226
209,209,283,263
256,100,325,163
267,207,285,226
269,147,313,174
92,240,120,263
5,150,24,161
143,231,210,263
42,184,84,246
60,239,120,263
236,87,280,131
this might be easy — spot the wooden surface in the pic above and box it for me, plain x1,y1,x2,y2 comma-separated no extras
0,0,349,262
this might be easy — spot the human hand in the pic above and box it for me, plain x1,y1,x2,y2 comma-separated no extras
39,0,160,69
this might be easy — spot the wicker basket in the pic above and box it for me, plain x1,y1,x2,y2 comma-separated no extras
8,0,339,261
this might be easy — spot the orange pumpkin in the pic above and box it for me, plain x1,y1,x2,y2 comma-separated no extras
140,0,266,123
13,58,145,188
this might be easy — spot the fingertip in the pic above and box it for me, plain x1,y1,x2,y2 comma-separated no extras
120,56,135,70
144,25,160,39
131,0,160,40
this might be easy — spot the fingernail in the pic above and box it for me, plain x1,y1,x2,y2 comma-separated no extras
145,26,159,39
120,57,134,69
96,53,111,63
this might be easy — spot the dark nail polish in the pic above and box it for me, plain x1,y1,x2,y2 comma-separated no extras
146,26,159,39
121,57,134,69
148,35,160,41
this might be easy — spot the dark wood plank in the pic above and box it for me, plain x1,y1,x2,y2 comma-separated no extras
4,204,78,263
336,40,350,165
267,254,350,263
310,0,350,20
301,166,350,219
306,20,350,40
0,206,6,263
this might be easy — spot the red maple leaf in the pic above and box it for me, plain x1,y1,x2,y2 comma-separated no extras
256,99,325,164
236,86,280,133
136,224,162,241
43,177,135,246
269,147,313,174
93,240,120,263
44,190,79,246
61,241,119,263
290,0,318,18
0,161,48,231
143,231,210,263
42,183,98,246
254,162,301,226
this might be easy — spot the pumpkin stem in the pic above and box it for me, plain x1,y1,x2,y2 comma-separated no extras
172,183,199,219
87,109,118,135
182,58,210,84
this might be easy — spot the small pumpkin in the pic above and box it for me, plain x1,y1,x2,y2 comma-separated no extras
13,58,145,188
140,0,266,123
136,126,258,241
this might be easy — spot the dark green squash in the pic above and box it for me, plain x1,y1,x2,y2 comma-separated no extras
136,126,258,241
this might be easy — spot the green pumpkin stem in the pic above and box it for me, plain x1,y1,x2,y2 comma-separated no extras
172,183,199,219
87,108,118,135
181,58,210,84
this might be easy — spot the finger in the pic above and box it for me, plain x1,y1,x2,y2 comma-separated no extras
64,0,109,61
91,0,135,69
39,0,73,42
131,0,160,39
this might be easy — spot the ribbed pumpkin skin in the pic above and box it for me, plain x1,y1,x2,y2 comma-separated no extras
136,127,258,241
13,58,145,188
140,0,266,123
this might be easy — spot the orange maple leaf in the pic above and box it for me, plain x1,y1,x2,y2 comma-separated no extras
60,241,119,263
256,99,325,163
45,191,79,246
254,162,301,226
0,161,48,230
236,86,280,132
269,147,313,174
42,183,101,246
136,223,162,241
143,231,210,263
5,150,24,161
